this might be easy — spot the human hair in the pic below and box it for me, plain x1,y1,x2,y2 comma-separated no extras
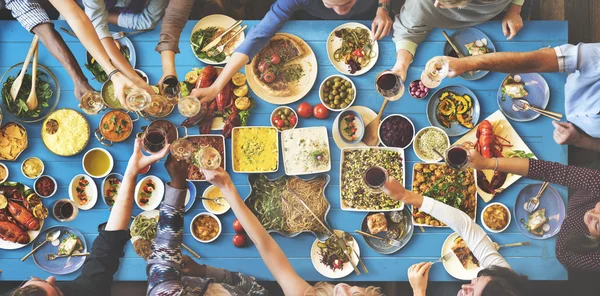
9,285,48,296
477,266,528,296
564,234,600,253
304,282,383,296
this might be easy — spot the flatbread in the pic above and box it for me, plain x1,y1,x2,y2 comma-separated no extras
451,237,480,269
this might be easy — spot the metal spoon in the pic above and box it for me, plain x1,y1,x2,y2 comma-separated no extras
198,196,226,206
21,229,61,261
493,241,531,250
25,46,39,111
524,182,549,213
512,99,563,121
46,252,90,261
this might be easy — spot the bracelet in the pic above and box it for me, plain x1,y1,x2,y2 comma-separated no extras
378,2,390,11
493,157,499,172
107,69,121,81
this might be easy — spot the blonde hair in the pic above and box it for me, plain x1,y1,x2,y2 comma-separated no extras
304,282,384,296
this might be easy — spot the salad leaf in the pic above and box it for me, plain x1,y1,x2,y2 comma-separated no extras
239,98,255,126
505,150,535,159
1,72,53,118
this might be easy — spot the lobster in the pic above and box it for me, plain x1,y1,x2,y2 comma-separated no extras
7,201,39,231
195,66,217,89
199,101,218,134
0,220,30,244
216,82,233,113
474,120,512,194
222,107,240,138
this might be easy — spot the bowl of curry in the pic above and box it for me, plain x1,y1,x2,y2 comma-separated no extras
95,110,136,146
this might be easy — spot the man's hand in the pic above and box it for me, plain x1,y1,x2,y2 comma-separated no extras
371,7,393,41
408,262,433,296
73,81,95,102
552,121,585,146
165,154,188,189
110,72,136,110
446,56,470,78
126,138,169,175
190,86,219,104
181,255,206,277
392,49,413,82
502,5,523,40
202,167,234,193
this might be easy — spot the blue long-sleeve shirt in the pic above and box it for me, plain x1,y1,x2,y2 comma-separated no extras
235,0,378,60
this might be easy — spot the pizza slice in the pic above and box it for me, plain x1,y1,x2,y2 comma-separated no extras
451,237,480,269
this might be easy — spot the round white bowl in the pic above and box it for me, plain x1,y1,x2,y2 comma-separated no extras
319,74,357,112
134,175,165,211
481,202,511,233
413,126,451,163
68,174,98,210
190,212,222,243
21,157,44,179
82,148,114,178
201,185,231,215
34,175,58,198
378,114,415,149
270,106,298,131
0,162,8,183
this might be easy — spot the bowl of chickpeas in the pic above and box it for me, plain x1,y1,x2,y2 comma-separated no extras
191,212,222,243
319,75,356,112
481,202,511,233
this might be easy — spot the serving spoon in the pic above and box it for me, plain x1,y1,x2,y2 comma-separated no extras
10,35,39,101
21,229,61,261
25,46,39,111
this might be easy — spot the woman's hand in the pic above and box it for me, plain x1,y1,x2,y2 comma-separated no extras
125,138,169,175
383,177,409,202
202,167,234,192
371,7,393,40
190,86,219,104
502,4,524,40
467,149,494,171
110,72,137,110
408,262,433,296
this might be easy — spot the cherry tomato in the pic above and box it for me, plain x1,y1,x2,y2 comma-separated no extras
352,48,364,57
313,103,329,119
232,234,246,247
289,115,297,126
275,118,285,129
297,102,313,118
262,71,276,83
233,219,244,233
270,54,281,65
258,61,268,73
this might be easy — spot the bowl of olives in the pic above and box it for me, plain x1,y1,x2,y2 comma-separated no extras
319,74,356,112
270,106,298,131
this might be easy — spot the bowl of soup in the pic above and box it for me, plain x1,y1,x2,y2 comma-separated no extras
481,202,511,233
95,110,136,146
82,148,114,178
202,185,230,215
190,212,221,243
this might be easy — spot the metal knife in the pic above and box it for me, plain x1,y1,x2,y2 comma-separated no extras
201,20,243,52
441,30,474,76
355,230,401,247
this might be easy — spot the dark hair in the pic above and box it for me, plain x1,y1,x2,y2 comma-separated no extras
564,234,600,253
477,266,528,296
9,285,48,296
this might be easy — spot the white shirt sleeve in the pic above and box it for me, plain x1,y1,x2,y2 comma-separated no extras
420,196,511,269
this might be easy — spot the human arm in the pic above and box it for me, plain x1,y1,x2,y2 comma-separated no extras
114,0,168,31
408,262,433,296
100,37,154,95
390,5,431,80
203,168,312,296
552,121,600,152
156,0,194,84
468,149,600,196
502,3,523,40
384,178,510,269
371,0,392,41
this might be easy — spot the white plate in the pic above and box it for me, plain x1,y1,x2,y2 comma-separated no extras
326,22,379,76
281,127,331,175
441,232,483,280
453,110,537,203
245,33,318,105
134,176,165,211
310,230,360,279
130,210,158,245
68,174,98,210
339,147,405,212
332,106,377,149
0,183,45,250
190,14,245,65
231,126,279,173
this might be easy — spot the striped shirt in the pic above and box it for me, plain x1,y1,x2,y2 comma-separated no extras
0,0,51,32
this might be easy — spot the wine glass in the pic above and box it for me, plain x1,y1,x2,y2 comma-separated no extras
145,94,170,118
375,70,404,101
444,144,469,171
178,96,202,117
363,165,389,193
170,138,193,161
195,145,221,170
125,88,151,111
79,91,104,114
161,75,181,103
138,126,168,154
421,56,449,89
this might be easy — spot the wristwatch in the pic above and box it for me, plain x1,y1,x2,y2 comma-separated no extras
378,2,390,11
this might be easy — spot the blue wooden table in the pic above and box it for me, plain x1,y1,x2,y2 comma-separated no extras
0,20,569,282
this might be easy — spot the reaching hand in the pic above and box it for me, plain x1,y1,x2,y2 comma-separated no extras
446,56,468,78
552,121,585,146
190,86,219,104
201,167,234,192
110,72,136,110
73,81,95,102
467,149,493,171
502,6,524,40
181,255,205,277
371,8,393,41
383,177,409,202
165,154,189,189
126,138,170,175
408,262,433,296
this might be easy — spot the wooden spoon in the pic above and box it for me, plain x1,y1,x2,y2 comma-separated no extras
25,46,39,111
10,35,39,101
362,99,389,146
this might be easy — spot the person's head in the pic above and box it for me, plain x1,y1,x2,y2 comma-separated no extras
305,282,382,296
322,0,356,15
10,276,63,296
457,266,528,296
563,202,600,253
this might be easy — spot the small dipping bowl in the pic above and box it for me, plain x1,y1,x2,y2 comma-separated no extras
202,185,231,215
82,148,114,178
190,212,222,243
33,175,58,198
337,109,365,144
378,114,415,149
408,80,429,99
21,157,44,179
481,202,511,233
0,163,8,183
270,106,298,131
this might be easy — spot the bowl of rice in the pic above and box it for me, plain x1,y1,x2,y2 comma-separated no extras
413,127,450,163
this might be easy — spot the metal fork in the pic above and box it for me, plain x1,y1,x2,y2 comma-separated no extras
112,30,148,40
46,252,90,261
207,25,247,57
524,182,549,213
433,251,455,264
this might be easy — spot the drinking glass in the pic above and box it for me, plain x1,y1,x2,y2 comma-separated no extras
170,138,193,161
125,88,151,111
195,145,221,170
79,91,104,114
145,94,170,118
421,56,449,89
178,96,202,117
375,70,404,101
363,165,389,193
138,126,168,154
161,75,181,103
444,144,469,170
52,199,78,222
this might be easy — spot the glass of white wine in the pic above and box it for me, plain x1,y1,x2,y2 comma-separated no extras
170,138,193,161
145,94,170,118
79,91,104,114
195,145,221,170
178,96,202,117
421,56,449,89
125,88,151,111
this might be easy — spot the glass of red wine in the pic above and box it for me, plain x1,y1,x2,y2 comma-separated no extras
138,126,168,154
375,70,404,101
363,165,389,193
445,145,469,170
52,199,78,222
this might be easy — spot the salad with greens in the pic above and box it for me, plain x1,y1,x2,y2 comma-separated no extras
1,72,52,119
191,27,232,63
85,44,131,82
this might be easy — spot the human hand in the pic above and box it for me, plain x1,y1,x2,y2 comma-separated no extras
408,262,433,296
181,255,206,277
190,86,219,104
126,138,170,175
73,81,95,102
371,7,393,41
446,56,470,78
165,154,189,189
502,5,523,40
467,149,494,171
201,167,234,192
110,72,136,110
158,73,177,95
383,177,409,202
552,121,585,146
